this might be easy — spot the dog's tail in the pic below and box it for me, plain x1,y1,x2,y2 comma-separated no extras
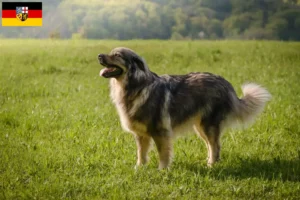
227,83,271,128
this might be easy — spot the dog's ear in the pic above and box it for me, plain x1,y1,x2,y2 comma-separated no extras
132,56,146,71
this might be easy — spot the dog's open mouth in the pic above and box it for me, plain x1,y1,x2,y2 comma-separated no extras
100,65,123,78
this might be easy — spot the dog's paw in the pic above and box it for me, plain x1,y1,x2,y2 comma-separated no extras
158,166,170,171
134,163,143,170
158,164,171,170
135,162,147,170
207,162,214,168
207,158,221,168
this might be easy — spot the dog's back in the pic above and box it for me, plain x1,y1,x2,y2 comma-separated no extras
163,72,237,129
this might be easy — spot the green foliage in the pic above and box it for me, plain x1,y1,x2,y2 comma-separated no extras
1,0,300,40
170,31,184,40
49,30,61,39
0,39,300,199
71,33,84,40
243,28,277,40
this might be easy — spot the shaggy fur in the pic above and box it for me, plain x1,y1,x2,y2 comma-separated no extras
98,47,271,169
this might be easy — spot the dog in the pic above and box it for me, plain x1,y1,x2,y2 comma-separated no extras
98,47,271,169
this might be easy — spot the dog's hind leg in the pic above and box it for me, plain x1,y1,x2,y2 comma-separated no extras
152,135,173,169
135,135,152,167
193,123,211,162
203,125,221,167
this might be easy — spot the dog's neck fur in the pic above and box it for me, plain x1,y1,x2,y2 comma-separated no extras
109,72,159,134
111,70,158,99
109,69,159,118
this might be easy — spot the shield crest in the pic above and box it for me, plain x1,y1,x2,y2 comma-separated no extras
16,7,28,21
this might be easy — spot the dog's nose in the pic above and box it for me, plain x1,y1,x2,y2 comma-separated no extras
98,54,104,59
98,54,105,63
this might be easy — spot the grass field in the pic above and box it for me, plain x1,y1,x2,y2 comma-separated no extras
0,39,300,199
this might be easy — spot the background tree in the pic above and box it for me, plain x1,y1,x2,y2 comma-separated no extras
0,0,299,41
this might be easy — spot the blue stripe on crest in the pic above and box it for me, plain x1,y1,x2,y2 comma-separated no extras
16,7,22,14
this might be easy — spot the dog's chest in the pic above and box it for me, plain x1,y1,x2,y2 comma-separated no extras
110,79,147,136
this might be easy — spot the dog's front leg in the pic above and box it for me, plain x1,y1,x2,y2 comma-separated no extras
153,136,173,169
135,135,152,168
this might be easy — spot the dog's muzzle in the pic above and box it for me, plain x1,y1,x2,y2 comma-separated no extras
98,54,106,65
98,54,123,78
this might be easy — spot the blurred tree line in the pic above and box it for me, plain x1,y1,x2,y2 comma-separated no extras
0,0,300,40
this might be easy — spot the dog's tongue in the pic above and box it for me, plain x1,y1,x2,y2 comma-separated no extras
100,68,115,77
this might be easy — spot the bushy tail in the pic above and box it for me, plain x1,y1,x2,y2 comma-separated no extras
227,83,271,128
236,83,271,125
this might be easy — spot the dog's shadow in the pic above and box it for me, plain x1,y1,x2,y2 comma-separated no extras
177,157,300,182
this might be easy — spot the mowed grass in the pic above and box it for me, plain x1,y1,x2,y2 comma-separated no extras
0,39,299,199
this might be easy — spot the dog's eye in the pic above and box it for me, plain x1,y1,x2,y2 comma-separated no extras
114,54,121,58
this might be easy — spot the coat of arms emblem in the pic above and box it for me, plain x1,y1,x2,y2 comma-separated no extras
16,7,28,21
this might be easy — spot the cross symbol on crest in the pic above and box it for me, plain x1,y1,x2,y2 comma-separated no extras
22,7,28,13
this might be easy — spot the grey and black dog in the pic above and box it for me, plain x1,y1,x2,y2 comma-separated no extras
98,47,271,169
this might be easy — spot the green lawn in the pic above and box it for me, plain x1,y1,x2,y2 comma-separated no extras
0,39,299,199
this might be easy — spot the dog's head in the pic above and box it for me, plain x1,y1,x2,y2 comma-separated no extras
98,47,147,79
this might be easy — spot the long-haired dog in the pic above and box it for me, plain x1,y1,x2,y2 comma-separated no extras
98,47,271,169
